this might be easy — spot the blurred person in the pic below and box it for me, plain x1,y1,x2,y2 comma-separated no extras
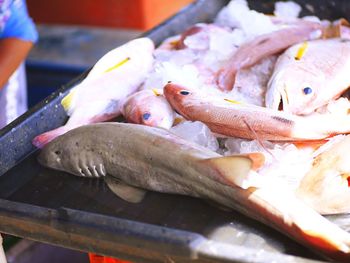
0,0,38,129
0,1,37,261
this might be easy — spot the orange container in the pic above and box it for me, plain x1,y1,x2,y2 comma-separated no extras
27,0,194,30
88,253,132,263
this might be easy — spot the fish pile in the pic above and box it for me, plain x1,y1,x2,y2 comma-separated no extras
35,0,350,261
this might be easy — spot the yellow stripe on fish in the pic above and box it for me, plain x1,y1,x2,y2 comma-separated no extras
224,98,242,104
152,89,161,96
295,42,308,60
104,57,130,73
61,89,77,112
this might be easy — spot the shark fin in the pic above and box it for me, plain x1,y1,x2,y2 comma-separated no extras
201,153,265,189
104,176,146,203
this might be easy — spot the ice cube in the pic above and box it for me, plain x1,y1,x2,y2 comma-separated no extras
230,56,277,106
215,0,277,39
171,121,219,151
274,1,302,18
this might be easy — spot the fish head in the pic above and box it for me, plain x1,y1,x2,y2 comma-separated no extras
38,137,79,174
124,104,173,129
137,98,175,129
123,90,175,129
267,65,325,115
163,83,197,116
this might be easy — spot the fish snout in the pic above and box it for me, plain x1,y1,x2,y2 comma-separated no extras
37,145,63,170
164,83,192,102
164,83,193,116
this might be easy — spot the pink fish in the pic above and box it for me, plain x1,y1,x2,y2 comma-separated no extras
121,89,175,129
164,83,350,141
266,38,350,115
32,38,154,148
216,20,323,91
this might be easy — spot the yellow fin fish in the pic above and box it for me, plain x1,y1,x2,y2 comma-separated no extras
266,39,350,115
33,38,154,148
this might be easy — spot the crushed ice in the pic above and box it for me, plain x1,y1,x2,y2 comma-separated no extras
170,121,219,152
142,0,342,191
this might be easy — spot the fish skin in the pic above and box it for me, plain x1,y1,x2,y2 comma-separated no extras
121,89,175,129
38,122,350,262
175,24,203,50
322,18,350,39
266,38,350,115
296,135,350,215
216,20,322,91
163,83,350,141
32,38,154,148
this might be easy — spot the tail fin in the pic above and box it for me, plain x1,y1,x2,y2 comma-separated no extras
32,126,69,148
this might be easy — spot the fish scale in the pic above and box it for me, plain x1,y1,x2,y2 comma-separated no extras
164,83,350,141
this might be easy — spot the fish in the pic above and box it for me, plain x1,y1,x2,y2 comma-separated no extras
321,18,350,40
32,38,154,148
266,38,350,115
175,23,230,50
38,122,350,262
163,83,350,141
121,89,175,129
216,20,323,91
296,135,350,215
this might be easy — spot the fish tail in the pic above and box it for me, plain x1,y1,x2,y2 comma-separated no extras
32,126,69,148
217,68,236,91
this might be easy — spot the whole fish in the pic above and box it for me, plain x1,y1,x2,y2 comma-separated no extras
164,83,350,141
216,20,322,91
32,38,155,148
121,89,175,129
296,135,350,215
38,122,350,262
266,38,350,115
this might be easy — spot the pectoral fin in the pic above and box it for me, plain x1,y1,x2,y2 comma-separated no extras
201,153,265,189
104,176,146,203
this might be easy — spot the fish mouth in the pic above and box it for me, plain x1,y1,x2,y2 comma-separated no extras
280,89,289,111
37,151,47,166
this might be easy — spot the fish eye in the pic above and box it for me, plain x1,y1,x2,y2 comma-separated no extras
179,90,190,95
142,112,151,120
54,150,61,155
303,87,313,95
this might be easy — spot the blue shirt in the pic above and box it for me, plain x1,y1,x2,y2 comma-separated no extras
0,0,38,43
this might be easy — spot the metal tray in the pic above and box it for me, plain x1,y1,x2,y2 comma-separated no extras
0,0,346,262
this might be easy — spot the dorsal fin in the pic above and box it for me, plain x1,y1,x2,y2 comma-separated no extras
104,176,146,203
200,153,265,189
